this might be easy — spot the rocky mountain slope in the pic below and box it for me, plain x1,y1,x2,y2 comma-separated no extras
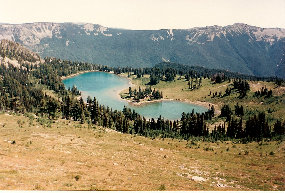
0,22,284,78
0,39,43,68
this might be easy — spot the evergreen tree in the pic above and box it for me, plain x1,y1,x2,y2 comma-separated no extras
220,104,232,121
234,103,244,117
273,120,285,136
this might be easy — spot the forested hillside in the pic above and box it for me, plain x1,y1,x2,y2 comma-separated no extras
0,23,284,78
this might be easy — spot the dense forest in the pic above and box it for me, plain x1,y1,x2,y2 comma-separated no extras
0,40,284,142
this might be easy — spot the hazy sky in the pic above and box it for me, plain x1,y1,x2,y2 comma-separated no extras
0,0,284,29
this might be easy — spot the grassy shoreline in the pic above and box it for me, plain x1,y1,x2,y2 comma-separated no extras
118,73,219,112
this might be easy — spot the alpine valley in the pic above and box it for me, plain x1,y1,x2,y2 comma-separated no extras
0,22,284,78
0,22,285,191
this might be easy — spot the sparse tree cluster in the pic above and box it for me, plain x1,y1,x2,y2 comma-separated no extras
128,86,163,102
254,87,273,98
211,73,226,83
233,79,250,98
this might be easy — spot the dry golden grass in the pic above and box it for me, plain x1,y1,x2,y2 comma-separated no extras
0,113,284,190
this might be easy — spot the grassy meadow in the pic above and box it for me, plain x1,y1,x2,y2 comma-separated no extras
0,113,284,190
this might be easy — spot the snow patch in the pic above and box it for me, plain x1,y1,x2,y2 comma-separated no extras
83,23,94,32
96,26,112,36
162,57,170,62
151,34,164,41
103,33,112,37
209,34,215,41
185,34,205,45
167,29,174,40
82,24,95,35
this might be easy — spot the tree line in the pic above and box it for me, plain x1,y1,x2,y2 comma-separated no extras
41,94,285,141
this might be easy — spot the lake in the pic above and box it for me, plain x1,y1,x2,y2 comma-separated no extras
62,71,208,120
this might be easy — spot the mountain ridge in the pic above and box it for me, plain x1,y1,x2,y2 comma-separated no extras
0,22,284,78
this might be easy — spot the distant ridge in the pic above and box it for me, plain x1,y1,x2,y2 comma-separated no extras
0,22,284,78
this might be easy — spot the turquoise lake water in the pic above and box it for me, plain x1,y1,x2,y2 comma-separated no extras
63,71,208,120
